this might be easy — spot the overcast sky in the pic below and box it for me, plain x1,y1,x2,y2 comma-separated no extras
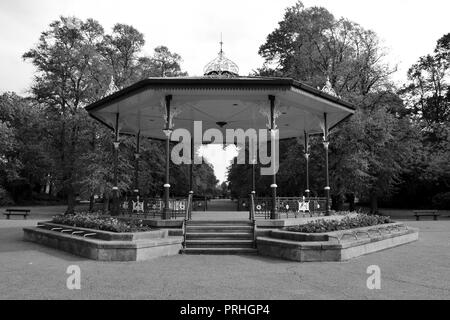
1,0,449,182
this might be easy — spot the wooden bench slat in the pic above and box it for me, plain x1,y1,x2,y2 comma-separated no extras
413,210,440,221
4,209,30,220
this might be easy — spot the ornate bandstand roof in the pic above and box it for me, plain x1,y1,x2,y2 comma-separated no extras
85,39,355,142
86,76,355,142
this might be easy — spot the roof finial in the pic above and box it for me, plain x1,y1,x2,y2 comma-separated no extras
219,33,223,55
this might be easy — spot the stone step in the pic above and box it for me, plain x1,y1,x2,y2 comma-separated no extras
185,240,255,248
186,225,253,233
181,248,258,255
186,232,253,240
186,220,253,226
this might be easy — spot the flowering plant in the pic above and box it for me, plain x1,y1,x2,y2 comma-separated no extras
52,212,151,233
285,214,392,233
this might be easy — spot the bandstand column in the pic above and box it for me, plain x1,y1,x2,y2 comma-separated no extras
189,137,194,194
251,160,256,194
304,131,310,198
112,113,120,216
189,137,194,218
250,134,256,195
163,95,172,220
134,131,140,197
269,95,278,220
323,113,331,216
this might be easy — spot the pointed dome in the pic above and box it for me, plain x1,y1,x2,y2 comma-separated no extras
203,40,239,77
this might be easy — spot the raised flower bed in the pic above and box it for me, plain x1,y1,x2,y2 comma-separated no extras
23,213,182,261
257,213,419,262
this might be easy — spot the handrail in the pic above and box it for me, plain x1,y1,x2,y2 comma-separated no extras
183,192,193,250
249,193,256,221
249,193,257,248
185,193,193,221
182,219,186,249
253,219,257,249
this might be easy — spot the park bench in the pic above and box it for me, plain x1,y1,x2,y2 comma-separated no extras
413,210,440,221
3,209,31,220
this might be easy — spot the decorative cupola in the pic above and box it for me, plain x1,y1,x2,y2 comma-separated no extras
203,37,239,77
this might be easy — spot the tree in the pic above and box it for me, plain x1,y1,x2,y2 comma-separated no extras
101,23,145,89
138,46,188,78
227,1,417,213
401,55,449,129
396,33,450,207
258,1,396,101
22,16,212,214
0,93,51,202
23,17,110,213
219,182,229,198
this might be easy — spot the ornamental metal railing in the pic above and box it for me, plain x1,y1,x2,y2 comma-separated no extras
119,197,188,219
254,197,329,219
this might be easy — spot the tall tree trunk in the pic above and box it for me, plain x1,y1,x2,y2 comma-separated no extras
66,188,76,215
348,193,356,212
335,194,344,211
370,193,378,214
89,194,95,212
102,194,110,215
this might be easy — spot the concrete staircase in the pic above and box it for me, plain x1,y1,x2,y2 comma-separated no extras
182,220,257,255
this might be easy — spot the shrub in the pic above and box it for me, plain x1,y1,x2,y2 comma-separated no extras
0,186,14,206
52,213,152,233
285,214,392,233
432,192,450,210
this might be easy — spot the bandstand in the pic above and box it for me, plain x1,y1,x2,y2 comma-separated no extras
85,43,355,222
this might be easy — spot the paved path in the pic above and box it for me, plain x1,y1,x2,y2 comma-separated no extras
0,219,449,299
205,199,238,212
192,211,250,220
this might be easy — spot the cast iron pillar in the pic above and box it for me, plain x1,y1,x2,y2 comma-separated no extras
112,113,120,216
134,131,140,198
269,95,278,220
163,95,173,220
304,131,310,198
189,137,194,194
323,113,331,216
189,137,194,218
251,160,256,194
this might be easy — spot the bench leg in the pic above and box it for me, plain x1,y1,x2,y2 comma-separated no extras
434,215,438,221
416,216,419,221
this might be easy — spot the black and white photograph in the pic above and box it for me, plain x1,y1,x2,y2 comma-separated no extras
0,0,449,306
